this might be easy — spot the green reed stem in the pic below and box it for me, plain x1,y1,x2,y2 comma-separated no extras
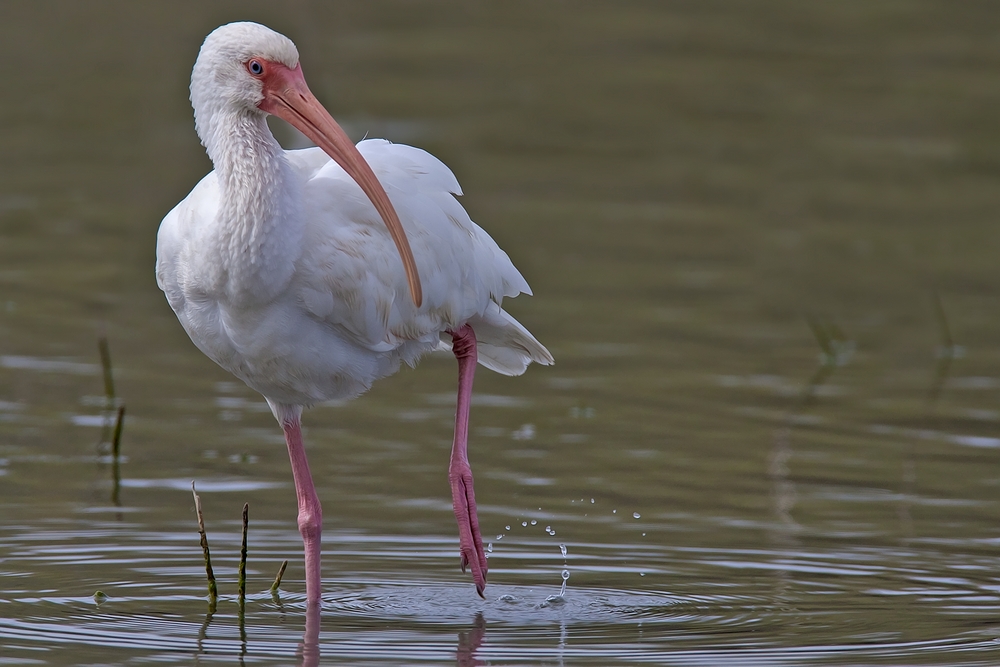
97,335,115,403
191,482,218,606
271,560,288,594
111,405,125,459
238,503,249,605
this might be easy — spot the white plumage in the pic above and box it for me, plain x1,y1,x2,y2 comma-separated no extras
158,138,551,404
155,21,551,603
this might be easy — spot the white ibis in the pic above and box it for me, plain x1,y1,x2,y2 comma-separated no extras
155,22,552,605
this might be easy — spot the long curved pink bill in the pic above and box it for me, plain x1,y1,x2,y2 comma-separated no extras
260,63,422,308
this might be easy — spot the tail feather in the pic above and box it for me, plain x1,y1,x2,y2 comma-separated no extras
440,306,553,376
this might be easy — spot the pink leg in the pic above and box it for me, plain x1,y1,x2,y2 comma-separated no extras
279,409,323,606
448,324,488,597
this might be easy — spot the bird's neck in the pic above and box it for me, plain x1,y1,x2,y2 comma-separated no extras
204,109,303,304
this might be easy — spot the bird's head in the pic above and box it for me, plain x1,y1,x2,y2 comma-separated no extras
190,22,423,308
192,22,300,115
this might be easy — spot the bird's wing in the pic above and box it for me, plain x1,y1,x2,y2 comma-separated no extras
291,140,539,358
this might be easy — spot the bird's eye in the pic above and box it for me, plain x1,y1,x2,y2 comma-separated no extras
247,60,264,76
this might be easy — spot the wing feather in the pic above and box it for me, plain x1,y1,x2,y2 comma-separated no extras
294,139,542,364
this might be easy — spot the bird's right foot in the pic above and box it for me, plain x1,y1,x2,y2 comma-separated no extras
450,460,488,597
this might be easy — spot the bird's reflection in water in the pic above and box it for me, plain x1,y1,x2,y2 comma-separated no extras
297,601,321,667
455,613,487,667
296,606,485,667
194,600,487,665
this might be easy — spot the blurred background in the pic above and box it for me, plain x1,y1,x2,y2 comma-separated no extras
2,1,1000,664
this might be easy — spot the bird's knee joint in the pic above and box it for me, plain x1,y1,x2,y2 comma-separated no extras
298,510,323,541
450,325,477,360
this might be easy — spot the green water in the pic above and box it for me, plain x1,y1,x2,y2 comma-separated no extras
2,1,1000,664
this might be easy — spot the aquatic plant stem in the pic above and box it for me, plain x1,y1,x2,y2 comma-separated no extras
111,406,125,459
271,559,288,594
110,406,125,506
238,502,248,651
97,335,116,404
191,482,218,608
239,502,248,606
928,292,959,405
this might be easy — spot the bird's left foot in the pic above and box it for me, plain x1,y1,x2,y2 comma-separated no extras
450,460,488,597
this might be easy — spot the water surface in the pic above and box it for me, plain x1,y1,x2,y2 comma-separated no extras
2,1,1000,664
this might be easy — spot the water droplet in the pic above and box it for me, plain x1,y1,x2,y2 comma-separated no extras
505,525,511,531
633,512,641,519
487,543,493,553
558,568,570,597
640,572,646,577
521,521,527,527
545,525,551,532
590,498,595,504
559,544,567,558
530,519,537,525
496,534,503,540
550,529,556,535
642,532,646,537
613,509,617,514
